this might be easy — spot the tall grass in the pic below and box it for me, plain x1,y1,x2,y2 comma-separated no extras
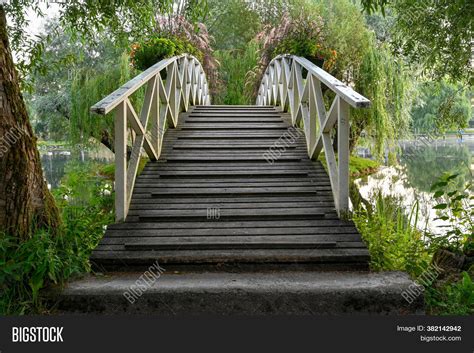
353,191,430,276
214,42,259,105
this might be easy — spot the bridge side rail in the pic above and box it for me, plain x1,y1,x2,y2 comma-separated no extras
256,55,371,216
91,54,211,221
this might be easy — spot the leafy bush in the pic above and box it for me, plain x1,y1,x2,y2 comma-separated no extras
131,15,220,96
132,37,178,71
131,36,203,72
0,162,113,314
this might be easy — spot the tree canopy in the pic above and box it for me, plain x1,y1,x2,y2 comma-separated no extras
361,0,473,83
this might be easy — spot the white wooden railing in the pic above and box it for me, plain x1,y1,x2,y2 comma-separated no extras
256,54,371,217
91,54,210,221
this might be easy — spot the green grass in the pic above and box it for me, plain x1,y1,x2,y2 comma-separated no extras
37,140,69,148
318,154,380,178
99,156,148,179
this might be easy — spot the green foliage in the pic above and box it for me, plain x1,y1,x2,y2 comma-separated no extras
70,51,135,147
254,10,334,72
26,23,131,145
391,0,473,83
360,0,390,14
308,0,371,81
133,37,177,71
411,81,472,134
214,42,259,105
0,162,114,315
204,0,261,50
132,35,203,71
429,174,473,253
152,15,219,93
353,191,430,276
2,0,175,81
319,154,380,178
425,272,474,315
364,7,395,43
352,42,411,159
361,0,473,83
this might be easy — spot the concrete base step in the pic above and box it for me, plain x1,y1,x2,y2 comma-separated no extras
51,271,424,315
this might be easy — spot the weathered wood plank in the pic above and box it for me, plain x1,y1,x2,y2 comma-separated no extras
144,186,326,196
130,195,333,203
90,248,370,263
104,227,359,238
124,236,338,250
107,218,356,229
134,208,330,220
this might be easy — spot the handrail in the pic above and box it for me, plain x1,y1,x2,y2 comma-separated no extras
256,54,370,217
91,54,211,221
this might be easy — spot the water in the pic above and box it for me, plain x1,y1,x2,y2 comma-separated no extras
355,136,473,234
40,145,114,189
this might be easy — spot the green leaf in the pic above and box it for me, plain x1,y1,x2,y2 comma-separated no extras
433,203,447,210
447,174,459,181
430,181,447,192
433,191,444,198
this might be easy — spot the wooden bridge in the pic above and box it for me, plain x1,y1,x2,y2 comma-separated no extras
90,54,372,270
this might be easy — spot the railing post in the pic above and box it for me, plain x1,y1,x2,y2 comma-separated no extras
115,101,127,222
337,98,350,218
150,75,160,154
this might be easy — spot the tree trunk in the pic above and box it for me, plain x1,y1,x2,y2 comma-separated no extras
0,6,60,239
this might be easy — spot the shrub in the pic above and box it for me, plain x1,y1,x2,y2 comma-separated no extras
131,15,220,96
131,35,205,72
131,37,177,71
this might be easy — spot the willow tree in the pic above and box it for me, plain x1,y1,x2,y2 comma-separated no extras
352,41,411,160
0,0,176,239
361,0,473,83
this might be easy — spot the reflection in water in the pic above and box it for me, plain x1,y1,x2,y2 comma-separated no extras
356,137,473,234
41,146,114,189
399,140,471,192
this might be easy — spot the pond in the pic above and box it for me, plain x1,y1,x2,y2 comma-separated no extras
355,136,473,234
40,145,114,189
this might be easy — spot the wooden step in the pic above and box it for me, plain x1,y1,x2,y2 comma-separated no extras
123,236,339,250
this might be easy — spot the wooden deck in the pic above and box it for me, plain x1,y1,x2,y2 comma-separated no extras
91,106,369,269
